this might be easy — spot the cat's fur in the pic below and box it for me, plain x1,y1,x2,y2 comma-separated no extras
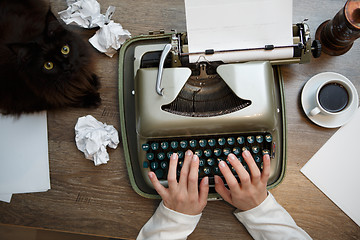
0,0,101,115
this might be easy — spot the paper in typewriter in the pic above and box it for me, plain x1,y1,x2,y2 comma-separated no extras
184,0,293,63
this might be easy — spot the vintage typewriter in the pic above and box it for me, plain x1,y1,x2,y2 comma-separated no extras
118,23,320,199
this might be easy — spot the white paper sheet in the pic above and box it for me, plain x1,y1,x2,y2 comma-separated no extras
301,107,360,226
0,112,50,202
184,0,293,63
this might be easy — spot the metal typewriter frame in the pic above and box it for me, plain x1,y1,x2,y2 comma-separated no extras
119,23,313,199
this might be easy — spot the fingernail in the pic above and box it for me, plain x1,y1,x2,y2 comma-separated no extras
203,176,209,185
185,150,192,156
219,161,226,168
148,172,154,179
243,150,251,157
192,154,198,161
171,153,177,160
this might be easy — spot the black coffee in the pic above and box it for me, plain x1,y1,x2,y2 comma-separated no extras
318,82,349,113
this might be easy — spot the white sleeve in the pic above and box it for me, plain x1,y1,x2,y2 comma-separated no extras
137,201,202,240
234,192,312,240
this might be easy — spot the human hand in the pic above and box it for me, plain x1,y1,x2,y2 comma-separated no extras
148,150,209,215
214,150,270,211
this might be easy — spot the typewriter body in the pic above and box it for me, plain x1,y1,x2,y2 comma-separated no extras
119,23,320,199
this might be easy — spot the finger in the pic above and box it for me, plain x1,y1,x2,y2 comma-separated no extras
188,154,200,195
242,150,261,183
198,176,209,206
179,150,193,186
218,160,241,195
167,153,179,188
261,153,271,184
214,175,232,204
227,153,249,184
148,171,168,198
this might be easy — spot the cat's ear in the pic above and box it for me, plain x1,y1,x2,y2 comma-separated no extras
7,43,36,63
44,9,64,38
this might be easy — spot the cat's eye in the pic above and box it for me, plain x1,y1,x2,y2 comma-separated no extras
44,62,54,70
61,45,70,55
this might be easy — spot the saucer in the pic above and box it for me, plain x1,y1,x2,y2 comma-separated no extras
301,72,359,128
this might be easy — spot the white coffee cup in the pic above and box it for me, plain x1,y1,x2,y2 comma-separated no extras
309,78,354,117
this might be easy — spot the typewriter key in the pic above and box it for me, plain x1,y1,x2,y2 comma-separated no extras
256,135,263,143
214,148,221,157
199,139,207,147
223,148,231,156
237,136,245,144
265,134,272,142
150,162,159,170
171,141,178,149
161,142,169,150
213,166,220,175
218,138,226,146
208,139,216,147
233,147,241,155
151,142,159,150
155,169,164,179
180,140,188,148
195,149,203,157
204,149,212,157
142,143,150,151
143,161,149,168
146,153,154,161
252,146,259,154
177,151,184,158
242,146,250,152
207,158,215,166
199,159,205,167
204,167,211,175
167,152,174,159
262,149,270,155
247,136,255,144
254,155,261,163
157,152,165,160
189,140,197,148
160,161,168,169
227,137,235,145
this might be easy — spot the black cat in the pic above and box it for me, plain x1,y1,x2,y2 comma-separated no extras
0,0,101,115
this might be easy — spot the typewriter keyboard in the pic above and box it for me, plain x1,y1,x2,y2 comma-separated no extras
141,132,273,184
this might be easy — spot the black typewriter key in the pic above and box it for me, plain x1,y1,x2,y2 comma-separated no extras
171,141,178,149
143,161,149,168
207,158,215,166
208,139,216,147
247,136,255,144
233,147,241,155
180,140,188,148
265,134,272,142
160,161,168,169
167,152,174,159
237,136,245,144
242,146,250,152
150,161,159,170
157,152,165,160
199,139,207,147
214,148,221,157
146,153,154,161
254,155,261,163
189,140,197,148
213,166,220,175
252,146,259,154
199,158,205,167
203,167,211,175
223,148,231,156
195,149,203,157
155,169,164,179
262,149,270,155
227,137,235,145
151,142,159,150
204,149,212,157
161,142,169,150
218,138,226,146
177,151,184,159
142,143,150,151
256,135,264,143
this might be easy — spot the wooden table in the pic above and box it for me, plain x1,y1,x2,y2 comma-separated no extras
1,0,359,239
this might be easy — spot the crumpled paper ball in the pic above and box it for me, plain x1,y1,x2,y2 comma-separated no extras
75,115,119,166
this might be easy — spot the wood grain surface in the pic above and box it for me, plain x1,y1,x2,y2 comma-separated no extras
1,0,359,239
